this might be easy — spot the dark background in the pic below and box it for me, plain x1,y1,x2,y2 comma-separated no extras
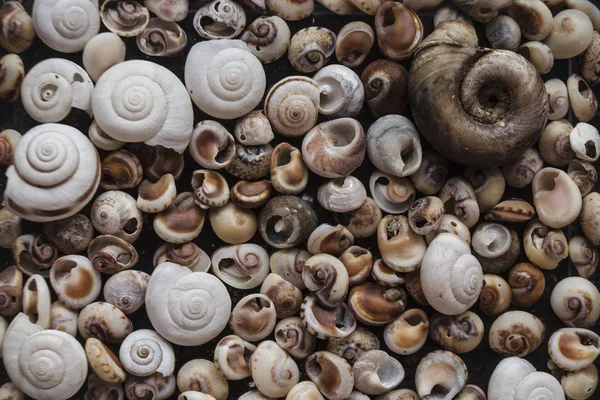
0,0,599,399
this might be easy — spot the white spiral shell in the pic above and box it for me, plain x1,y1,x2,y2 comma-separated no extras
21,59,94,123
488,357,565,400
420,233,484,315
145,262,232,346
2,313,88,400
4,124,100,222
119,329,175,377
92,60,193,153
32,0,100,53
185,40,266,120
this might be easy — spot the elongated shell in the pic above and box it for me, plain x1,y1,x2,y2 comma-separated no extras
185,40,266,120
119,329,175,377
146,262,231,346
3,313,87,400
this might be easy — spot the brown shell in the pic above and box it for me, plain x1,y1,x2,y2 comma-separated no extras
485,198,535,223
230,180,272,209
0,2,35,53
0,265,22,316
43,214,94,255
375,2,423,61
361,60,409,118
12,234,58,277
128,143,184,182
100,149,143,190
348,282,407,326
508,263,546,308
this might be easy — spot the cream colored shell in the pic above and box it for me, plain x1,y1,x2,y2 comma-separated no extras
49,255,101,309
119,329,175,377
82,32,126,82
488,357,565,400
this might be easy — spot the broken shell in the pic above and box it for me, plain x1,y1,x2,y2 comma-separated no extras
485,15,521,51
375,2,423,61
544,9,594,59
209,203,257,244
425,214,471,245
103,270,149,314
266,0,314,21
384,308,429,355
415,351,468,400
275,316,317,359
336,22,374,68
270,248,310,290
264,76,320,137
0,2,34,53
83,33,126,83
88,234,138,274
551,276,600,328
568,159,597,196
509,262,546,308
545,79,569,121
361,60,409,118
0,130,21,166
439,177,480,228
288,27,336,73
508,0,553,41
370,171,416,214
50,255,101,309
352,350,405,396
0,54,24,102
137,18,187,57
569,76,598,123
410,148,449,195
191,170,230,209
408,196,445,235
100,0,150,37
313,64,364,118
0,208,21,249
260,273,303,319
226,143,273,180
523,219,569,269
189,121,236,169
569,235,598,278
154,192,206,243
12,234,57,277
302,253,350,308
532,167,582,228
137,174,177,214
327,326,379,365
176,359,228,400
0,266,22,317
100,149,143,191
335,197,382,239
471,223,520,274
548,328,600,371
305,351,354,400
377,215,426,273
154,242,210,273
270,143,309,195
489,310,545,356
580,192,600,245
340,246,373,286
231,180,272,209
251,341,299,398
301,294,357,339
463,167,506,212
371,259,404,288
77,301,133,343
570,123,600,162
259,196,317,248
125,373,176,400
42,214,93,255
479,274,512,317
211,244,270,289
119,329,175,377
241,16,291,64
91,191,143,243
485,198,536,223
286,381,324,400
22,274,51,328
560,364,598,400
50,301,78,337
318,176,366,213
518,41,554,74
539,119,575,167
145,0,188,21
234,111,274,146
193,0,245,40
429,311,484,354
214,335,255,380
229,294,277,342
307,224,354,257
89,121,124,152
502,147,544,189
581,31,600,87
86,338,127,383
348,282,406,326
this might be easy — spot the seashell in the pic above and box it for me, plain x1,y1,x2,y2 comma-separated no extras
508,0,553,41
502,147,544,189
146,262,232,346
353,350,405,396
50,301,78,336
532,167,582,228
335,197,382,239
570,123,600,162
566,0,600,28
93,60,193,153
581,31,600,87
384,308,428,355
408,196,445,235
551,276,600,328
471,223,520,274
88,234,138,274
0,208,21,249
89,120,124,151
569,76,598,123
488,357,564,400
0,382,24,400
361,60,409,118
12,234,58,277
154,242,210,273
336,22,374,68
0,266,22,316
42,214,92,255
191,169,230,209
368,115,422,178
260,273,303,319
305,351,354,400
32,0,100,53
100,149,142,191
226,143,273,180
377,389,419,400
508,262,545,308
251,341,299,398
580,192,600,245
302,118,366,178
560,364,598,400
266,0,313,21
327,326,379,365
208,203,257,244
369,170,415,214
86,338,126,383
348,282,406,326
0,2,34,53
452,0,513,22
154,192,206,243
568,159,597,197
119,329,175,377
539,119,575,167
100,0,149,37
518,41,554,75
344,0,382,14
303,253,350,308
375,2,423,61
318,176,366,213
129,142,184,182
478,274,511,317
286,381,324,400
339,246,372,286
234,111,274,145
0,129,21,167
229,294,277,342
410,21,548,166
544,9,594,59
83,33,125,84
270,248,310,290
78,301,133,343
103,270,149,314
523,219,568,270
3,313,87,400
185,40,266,120
439,177,480,228
301,294,357,339
0,54,24,102
91,191,142,243
371,259,404,288
214,335,255,380
275,316,316,359
485,15,521,51
548,328,600,371
415,351,468,400
463,167,505,212
421,233,484,315
433,5,472,27
193,0,245,40
545,79,569,121
455,385,486,400
211,244,269,289
22,274,51,328
237,391,272,400
409,148,448,196
425,214,471,246
485,198,535,223
313,65,364,118
377,215,426,273
145,0,188,22
182,363,230,400
569,235,598,279
264,76,320,137
307,224,354,256
50,255,101,309
189,120,236,170
230,180,272,209
137,18,187,57
137,174,177,213
489,310,545,357
259,196,318,249
429,311,484,354
125,373,175,400
288,27,336,73
241,16,291,64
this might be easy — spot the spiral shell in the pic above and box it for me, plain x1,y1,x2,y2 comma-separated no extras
154,242,210,273
4,124,100,223
489,311,545,357
241,16,291,64
103,270,149,314
0,266,23,316
185,40,266,120
23,274,51,328
0,2,35,53
93,60,193,153
488,357,565,400
551,276,600,328
275,317,317,359
88,234,138,274
3,313,87,400
146,262,232,346
214,335,255,380
136,18,187,57
288,27,336,73
32,0,100,53
211,244,270,289
91,191,143,243
119,329,175,377
78,301,133,343
193,0,246,40
100,0,149,37
125,373,176,400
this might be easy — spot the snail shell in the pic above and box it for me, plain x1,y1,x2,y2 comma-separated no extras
229,294,277,342
12,234,57,277
568,159,597,197
471,223,520,274
0,266,22,316
301,294,357,339
241,16,291,64
270,248,310,290
303,253,350,308
23,274,51,328
485,15,521,51
508,0,553,41
523,219,569,270
488,357,564,400
375,2,423,61
0,129,22,166
489,311,545,357
544,9,594,59
235,111,274,145
371,259,403,288
0,208,21,249
539,119,575,167
137,174,177,213
266,0,314,21
545,79,569,121
230,180,272,209
485,198,536,223
0,2,34,53
551,276,600,328
258,196,318,249
32,0,100,53
307,224,354,256
3,313,87,400
348,282,406,326
93,60,193,153
154,192,206,244
77,301,133,343
83,33,126,83
286,381,324,400
185,40,266,120
548,328,600,371
434,5,472,27
384,308,429,355
260,273,303,319
335,197,382,239
288,27,336,73
581,31,600,87
568,76,598,123
208,202,257,244
100,0,149,37
50,255,101,309
119,329,175,377
192,170,230,209
439,177,480,228
532,167,582,229
130,142,185,182
88,234,138,274
313,64,364,118
226,143,273,181
569,235,598,279
43,214,94,255
146,262,232,346
145,0,188,22
352,350,405,396
336,22,374,68
154,242,210,273
409,20,548,166
305,351,354,400
251,341,299,398
570,123,600,162
429,311,484,354
518,41,554,75
415,350,468,400
100,149,142,191
0,382,24,400
580,192,600,246
193,0,245,40
560,364,598,400
214,335,255,380
91,191,142,243
478,274,511,316
318,176,367,213
508,263,545,308
137,18,187,57
89,120,123,151
103,270,149,314
361,60,409,118
410,148,449,195
463,166,505,212
211,244,270,289
327,326,379,365
275,316,317,359
502,146,544,189
189,120,236,170
50,301,78,337
85,338,126,383
176,359,229,399
125,373,176,400
377,215,426,273
0,54,24,102
408,196,445,235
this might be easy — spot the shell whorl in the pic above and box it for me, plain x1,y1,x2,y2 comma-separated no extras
4,124,100,222
92,60,193,153
119,329,175,377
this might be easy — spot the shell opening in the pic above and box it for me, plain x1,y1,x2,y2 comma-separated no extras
404,314,424,326
377,357,400,386
335,306,353,329
275,147,293,166
124,218,138,235
199,16,236,38
218,258,252,283
267,215,295,244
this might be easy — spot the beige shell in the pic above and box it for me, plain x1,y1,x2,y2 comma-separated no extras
211,244,269,289
313,64,364,118
77,301,133,343
0,54,24,102
568,159,597,197
582,31,600,87
50,301,78,336
508,0,553,41
0,382,24,400
569,235,598,279
189,120,236,169
415,351,467,400
22,274,51,328
545,79,569,121
83,33,126,82
0,207,21,249
548,328,600,371
119,329,175,378
300,294,357,339
145,0,188,21
305,351,354,400
209,202,257,245
439,177,480,228
544,9,594,59
286,381,324,400
0,130,21,166
488,357,563,400
100,0,149,37
235,111,274,145
489,311,545,357
335,22,374,68
251,341,299,398
352,350,404,395
85,337,126,383
335,197,382,239
369,170,416,214
463,167,505,212
137,174,177,213
340,246,373,286
561,364,598,400
154,242,210,273
570,123,600,162
193,0,245,40
568,75,598,123
429,311,484,354
532,167,582,229
550,276,600,328
0,266,23,317
327,326,379,365
137,18,187,57
518,41,554,75
229,294,277,342
241,16,291,64
270,143,309,195
124,373,175,400
270,248,310,290
12,233,57,277
303,253,350,308
50,255,101,309
260,273,303,319
176,359,228,400
91,191,143,243
384,309,429,355
154,192,206,243
275,316,317,359
214,335,255,380
88,234,139,274
503,148,545,188
0,2,35,53
479,274,512,317
318,176,366,213
307,224,354,257
103,270,149,314
377,215,426,273
192,170,230,209
523,219,569,270
538,119,575,167
88,120,124,151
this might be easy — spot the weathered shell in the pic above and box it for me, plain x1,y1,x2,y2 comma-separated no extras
258,196,318,249
241,16,291,64
415,351,468,400
50,255,102,309
189,120,236,170
226,144,273,180
83,32,126,82
0,266,22,316
100,0,150,37
384,308,429,355
145,0,188,21
193,0,246,40
50,301,79,337
229,294,277,342
234,111,274,145
0,54,24,102
288,27,336,73
77,301,133,343
191,170,230,209
429,311,484,354
489,310,545,357
211,244,270,290
137,174,177,213
208,203,257,244
275,316,316,359
103,270,149,314
305,351,354,400
301,294,357,339
154,192,206,243
0,208,21,250
375,2,423,61
370,170,416,214
250,341,299,398
137,18,187,57
0,2,35,53
86,338,126,383
336,22,374,68
91,191,143,243
153,242,210,273
313,65,364,118
88,234,139,274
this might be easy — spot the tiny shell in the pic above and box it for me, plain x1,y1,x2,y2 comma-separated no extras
82,33,126,82
230,180,272,209
100,0,150,37
375,2,423,60
154,192,206,243
225,144,273,181
361,60,409,118
318,176,367,213
137,174,177,213
88,234,139,274
313,65,364,118
288,27,336,73
0,208,20,250
191,169,230,209
336,22,374,68
234,111,274,145
137,18,187,57
50,255,102,309
50,300,78,337
266,0,314,21
77,301,133,344
103,270,149,315
153,242,210,273
0,54,24,102
241,16,291,64
193,0,246,40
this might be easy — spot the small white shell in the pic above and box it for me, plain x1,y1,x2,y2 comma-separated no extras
545,78,569,121
32,0,100,53
548,328,600,371
250,341,299,398
49,255,101,309
313,65,364,118
88,120,124,151
185,40,266,120
82,32,126,82
317,176,367,213
211,244,270,289
50,301,79,336
240,16,291,64
488,357,564,400
23,274,51,329
415,351,467,400
214,335,255,380
103,270,149,314
77,301,133,343
369,170,416,214
570,123,600,162
193,0,246,40
267,0,314,21
91,191,143,243
544,9,594,59
235,111,274,145
119,329,175,377
153,242,211,273
489,311,545,357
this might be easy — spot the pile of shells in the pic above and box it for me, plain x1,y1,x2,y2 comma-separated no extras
0,0,599,399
